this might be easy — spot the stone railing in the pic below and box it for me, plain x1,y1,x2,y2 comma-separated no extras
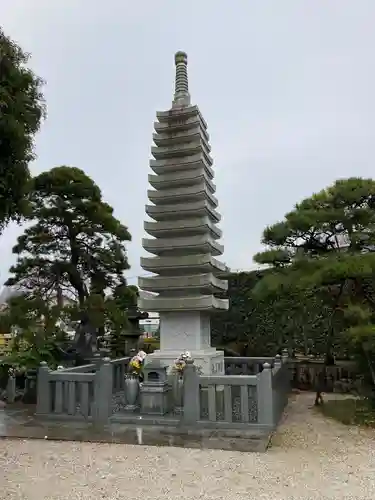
36,362,97,420
194,373,259,425
110,356,130,393
181,354,289,430
224,356,276,375
54,363,96,373
35,356,130,421
35,353,291,432
289,360,362,392
225,356,363,394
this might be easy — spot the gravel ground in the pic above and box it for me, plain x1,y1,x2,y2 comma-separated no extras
1,393,375,500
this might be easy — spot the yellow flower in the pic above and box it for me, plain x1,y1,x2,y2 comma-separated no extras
130,359,140,370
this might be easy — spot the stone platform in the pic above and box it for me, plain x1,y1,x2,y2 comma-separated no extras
0,404,271,453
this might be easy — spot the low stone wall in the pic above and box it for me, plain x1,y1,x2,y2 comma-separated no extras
224,356,362,394
289,361,362,393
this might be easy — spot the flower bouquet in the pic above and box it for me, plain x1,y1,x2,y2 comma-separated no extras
172,350,191,377
127,350,147,380
124,350,147,411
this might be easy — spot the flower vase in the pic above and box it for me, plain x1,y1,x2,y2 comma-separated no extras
124,375,140,411
172,374,184,414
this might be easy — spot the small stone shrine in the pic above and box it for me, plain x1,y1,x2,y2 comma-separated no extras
140,360,170,415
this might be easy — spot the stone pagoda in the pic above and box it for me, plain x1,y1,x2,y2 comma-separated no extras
138,51,229,375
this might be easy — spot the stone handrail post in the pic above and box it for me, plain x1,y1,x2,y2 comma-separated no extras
92,352,103,371
281,349,291,388
36,361,52,414
182,358,200,425
274,354,282,368
256,362,274,428
93,357,113,425
282,349,289,364
6,372,16,403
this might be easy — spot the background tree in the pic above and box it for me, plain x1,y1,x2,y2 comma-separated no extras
6,165,132,338
0,292,67,369
0,28,45,232
253,177,375,379
108,284,139,357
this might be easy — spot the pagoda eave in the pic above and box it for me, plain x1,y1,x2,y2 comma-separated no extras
140,254,228,276
145,200,221,223
154,118,209,141
139,273,227,295
144,217,222,239
138,295,229,313
153,130,210,148
142,235,223,256
151,143,211,160
147,185,218,206
156,105,208,129
148,170,216,192
150,153,213,174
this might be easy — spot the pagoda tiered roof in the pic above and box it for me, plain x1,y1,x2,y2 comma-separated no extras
139,52,228,313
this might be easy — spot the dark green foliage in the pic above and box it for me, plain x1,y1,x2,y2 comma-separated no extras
0,293,67,369
4,166,134,360
108,285,139,358
211,271,270,353
6,166,131,306
0,28,45,232
253,178,375,374
212,178,375,368
211,271,336,357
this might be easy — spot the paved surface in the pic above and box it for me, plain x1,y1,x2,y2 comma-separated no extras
1,393,375,499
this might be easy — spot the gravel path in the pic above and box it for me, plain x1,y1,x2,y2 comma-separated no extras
1,393,374,500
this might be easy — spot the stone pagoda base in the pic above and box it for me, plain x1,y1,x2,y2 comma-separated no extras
145,310,225,375
146,348,224,375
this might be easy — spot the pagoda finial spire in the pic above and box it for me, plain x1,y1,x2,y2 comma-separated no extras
173,51,190,107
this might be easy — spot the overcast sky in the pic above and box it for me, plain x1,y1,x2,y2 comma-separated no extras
1,0,375,286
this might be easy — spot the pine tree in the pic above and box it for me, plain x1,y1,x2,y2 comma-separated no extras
6,166,132,340
254,178,375,386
